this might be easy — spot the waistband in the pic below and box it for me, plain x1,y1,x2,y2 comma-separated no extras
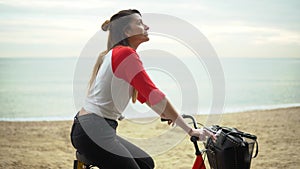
74,112,118,130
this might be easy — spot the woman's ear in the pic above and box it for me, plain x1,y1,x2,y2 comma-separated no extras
124,23,134,38
124,28,133,38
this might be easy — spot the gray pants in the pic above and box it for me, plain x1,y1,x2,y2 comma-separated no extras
70,113,155,169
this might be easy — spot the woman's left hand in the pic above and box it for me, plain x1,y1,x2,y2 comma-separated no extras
189,128,217,141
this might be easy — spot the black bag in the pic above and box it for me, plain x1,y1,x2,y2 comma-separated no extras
205,125,258,169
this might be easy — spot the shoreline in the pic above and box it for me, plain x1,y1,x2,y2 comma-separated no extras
1,104,300,122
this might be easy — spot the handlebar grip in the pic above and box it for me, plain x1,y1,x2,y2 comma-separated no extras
190,136,199,143
190,136,202,155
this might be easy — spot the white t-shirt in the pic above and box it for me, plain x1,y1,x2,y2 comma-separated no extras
84,46,165,120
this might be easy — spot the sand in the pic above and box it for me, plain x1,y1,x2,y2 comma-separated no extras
0,107,299,169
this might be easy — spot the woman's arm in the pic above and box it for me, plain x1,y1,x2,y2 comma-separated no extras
147,97,192,134
148,97,216,140
113,48,215,140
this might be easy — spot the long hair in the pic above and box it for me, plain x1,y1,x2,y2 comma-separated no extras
88,9,141,102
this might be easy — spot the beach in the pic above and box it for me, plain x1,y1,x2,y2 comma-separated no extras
0,107,299,169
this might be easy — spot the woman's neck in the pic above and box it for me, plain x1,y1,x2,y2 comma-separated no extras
127,38,140,50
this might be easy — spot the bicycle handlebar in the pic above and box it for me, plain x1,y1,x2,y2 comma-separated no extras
161,114,198,128
161,114,214,132
161,114,214,156
182,114,196,128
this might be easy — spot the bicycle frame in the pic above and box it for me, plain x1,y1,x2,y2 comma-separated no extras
193,155,206,169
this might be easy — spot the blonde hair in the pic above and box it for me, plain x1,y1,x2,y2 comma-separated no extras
88,9,141,103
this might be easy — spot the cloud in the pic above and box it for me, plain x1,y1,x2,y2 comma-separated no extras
0,0,114,10
251,28,300,45
0,17,95,45
199,21,300,46
0,0,299,58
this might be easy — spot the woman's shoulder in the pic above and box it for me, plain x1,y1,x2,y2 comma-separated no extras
111,46,140,71
113,46,136,55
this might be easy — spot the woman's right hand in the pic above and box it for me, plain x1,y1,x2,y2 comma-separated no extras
189,128,217,141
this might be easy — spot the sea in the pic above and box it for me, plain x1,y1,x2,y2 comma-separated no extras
0,57,300,121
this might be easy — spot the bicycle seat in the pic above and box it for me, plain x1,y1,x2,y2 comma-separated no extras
76,151,95,166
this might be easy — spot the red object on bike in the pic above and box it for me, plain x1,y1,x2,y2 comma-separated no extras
192,155,206,169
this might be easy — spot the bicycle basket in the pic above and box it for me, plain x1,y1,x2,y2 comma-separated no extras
205,125,258,169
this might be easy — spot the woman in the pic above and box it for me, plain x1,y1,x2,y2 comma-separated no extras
71,9,216,169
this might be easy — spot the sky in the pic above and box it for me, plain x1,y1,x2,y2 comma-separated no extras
0,0,299,58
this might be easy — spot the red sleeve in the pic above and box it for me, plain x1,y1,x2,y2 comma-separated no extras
112,46,165,105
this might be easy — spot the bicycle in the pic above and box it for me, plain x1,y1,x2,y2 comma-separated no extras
73,114,258,169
